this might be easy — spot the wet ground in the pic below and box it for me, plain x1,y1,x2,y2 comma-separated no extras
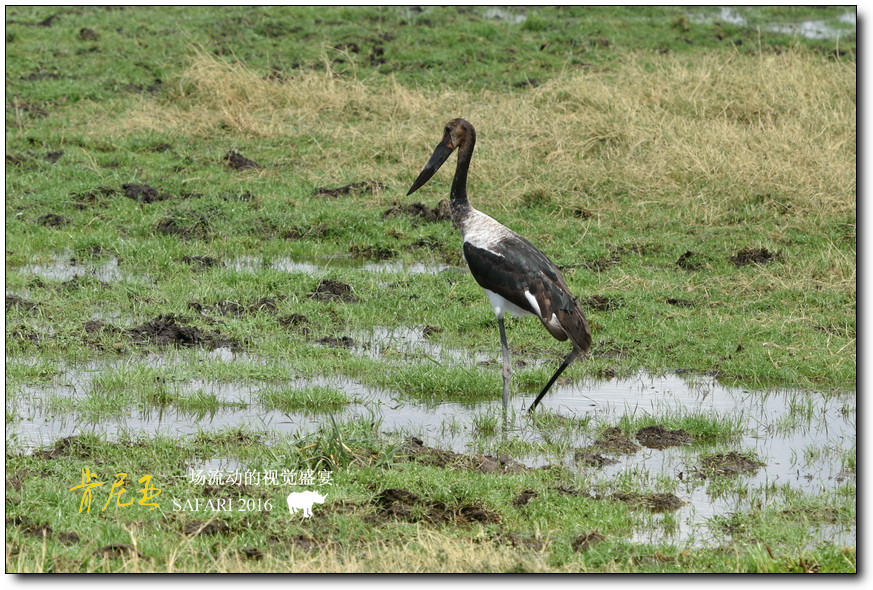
8,340,855,548
7,251,856,549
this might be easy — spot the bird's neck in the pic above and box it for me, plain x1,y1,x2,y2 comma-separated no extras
450,136,474,211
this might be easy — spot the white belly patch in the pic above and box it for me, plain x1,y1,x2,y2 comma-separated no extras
485,289,533,319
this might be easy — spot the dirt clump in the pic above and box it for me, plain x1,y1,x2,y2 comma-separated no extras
238,546,263,560
572,530,606,552
489,532,545,551
730,247,780,267
316,180,386,197
78,28,98,41
93,544,146,559
278,313,310,332
675,250,705,271
583,253,621,273
573,450,618,467
190,298,278,317
370,487,501,525
37,213,67,227
581,427,639,455
70,186,117,209
33,436,93,460
155,215,209,240
349,244,396,260
579,295,621,311
183,520,231,536
125,314,237,349
383,200,451,223
7,516,53,538
700,451,765,477
611,491,685,513
309,279,358,303
401,437,528,474
512,490,538,507
122,183,172,204
6,295,39,313
635,425,693,449
224,150,261,170
315,336,355,349
181,255,221,270
665,298,694,307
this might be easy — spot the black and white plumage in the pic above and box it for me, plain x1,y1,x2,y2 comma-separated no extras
407,118,591,412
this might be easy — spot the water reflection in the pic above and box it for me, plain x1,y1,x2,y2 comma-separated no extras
7,357,854,548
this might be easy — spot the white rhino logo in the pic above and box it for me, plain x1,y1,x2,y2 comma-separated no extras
286,490,327,517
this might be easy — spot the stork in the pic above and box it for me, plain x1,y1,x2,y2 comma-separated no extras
407,118,591,412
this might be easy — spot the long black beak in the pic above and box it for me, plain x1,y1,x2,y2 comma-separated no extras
407,138,455,196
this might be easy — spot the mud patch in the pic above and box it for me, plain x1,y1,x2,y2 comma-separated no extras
189,298,278,317
610,491,685,513
581,427,639,455
6,295,39,313
93,544,146,559
71,186,117,209
309,279,358,303
574,450,619,467
7,515,53,538
125,315,238,349
383,200,451,223
181,255,221,270
675,250,705,271
489,532,545,551
665,298,694,307
32,436,93,460
37,213,67,228
78,28,98,42
315,180,386,197
183,520,231,536
580,295,622,312
122,183,172,204
278,313,310,332
155,215,209,240
274,533,320,551
238,546,263,560
402,437,528,474
224,150,261,170
636,425,693,449
315,336,355,349
349,244,396,260
699,451,765,477
730,247,780,267
572,530,606,552
583,254,621,273
512,490,538,507
370,487,502,525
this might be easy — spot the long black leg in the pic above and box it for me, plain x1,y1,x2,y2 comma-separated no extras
528,349,579,412
497,315,511,411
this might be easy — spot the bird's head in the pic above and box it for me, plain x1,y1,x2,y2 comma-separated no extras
407,118,475,196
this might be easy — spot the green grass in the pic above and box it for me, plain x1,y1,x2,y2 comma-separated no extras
6,5,855,573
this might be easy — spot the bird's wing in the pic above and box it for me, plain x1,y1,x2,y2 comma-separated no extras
463,239,591,352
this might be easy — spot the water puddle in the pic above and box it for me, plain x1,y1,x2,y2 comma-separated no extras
21,254,126,282
7,354,855,548
692,8,856,40
483,7,528,25
350,325,495,365
229,255,452,275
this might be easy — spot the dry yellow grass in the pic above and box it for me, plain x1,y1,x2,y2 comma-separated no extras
115,47,854,218
107,47,855,306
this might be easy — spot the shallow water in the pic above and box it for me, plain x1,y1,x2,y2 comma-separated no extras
7,348,855,548
229,255,452,276
21,255,127,283
692,8,856,40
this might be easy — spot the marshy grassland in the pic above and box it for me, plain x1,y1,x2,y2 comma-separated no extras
6,6,855,573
